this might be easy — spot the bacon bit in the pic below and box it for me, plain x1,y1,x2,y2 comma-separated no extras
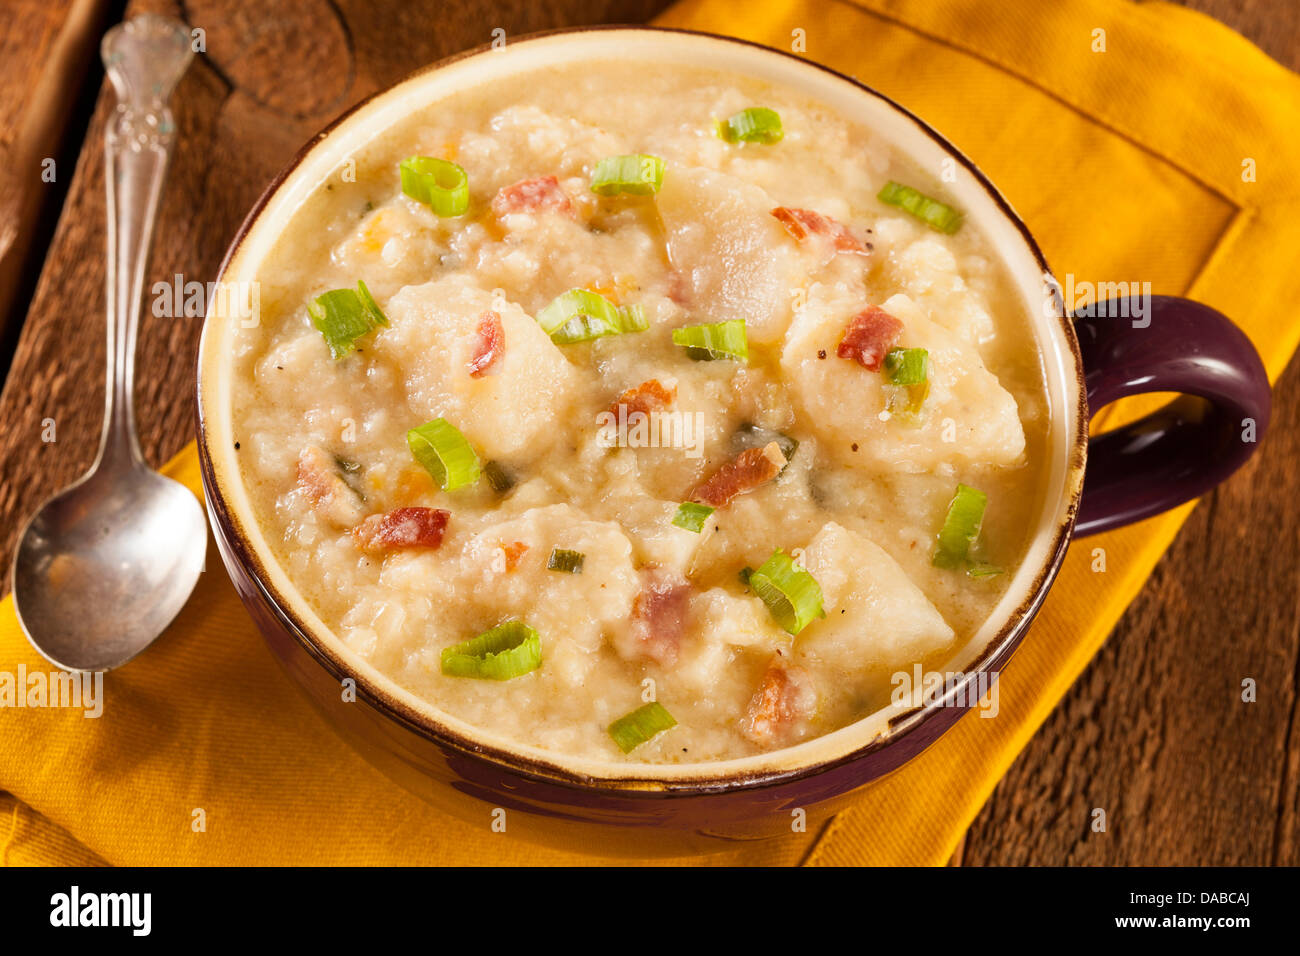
491,176,575,219
297,445,365,527
771,206,869,255
666,269,692,307
836,305,904,371
691,442,786,507
353,507,450,553
741,656,817,746
502,540,529,572
609,379,676,418
467,310,504,378
630,568,693,666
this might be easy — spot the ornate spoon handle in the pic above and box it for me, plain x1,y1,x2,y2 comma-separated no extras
98,14,192,472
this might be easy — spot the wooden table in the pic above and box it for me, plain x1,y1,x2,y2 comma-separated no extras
0,0,1295,866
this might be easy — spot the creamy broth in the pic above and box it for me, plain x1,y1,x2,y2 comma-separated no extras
228,61,1049,763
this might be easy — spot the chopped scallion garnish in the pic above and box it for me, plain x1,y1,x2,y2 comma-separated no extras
716,107,784,144
608,702,677,753
399,156,470,217
884,347,929,385
407,418,481,491
932,483,988,570
308,281,388,359
483,460,515,494
546,548,585,573
334,455,362,475
671,319,749,362
535,288,648,344
964,537,1003,579
883,347,930,422
441,621,542,680
877,180,963,234
671,502,715,533
887,382,930,422
590,154,665,196
749,549,825,636
333,455,366,498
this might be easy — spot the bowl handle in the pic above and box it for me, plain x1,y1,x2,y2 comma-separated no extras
1072,295,1270,537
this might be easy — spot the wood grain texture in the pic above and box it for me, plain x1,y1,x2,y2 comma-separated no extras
0,0,1295,866
0,0,109,358
965,356,1300,862
959,0,1300,868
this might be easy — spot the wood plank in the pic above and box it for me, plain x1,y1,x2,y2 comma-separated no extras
0,0,110,361
964,355,1300,863
959,0,1300,867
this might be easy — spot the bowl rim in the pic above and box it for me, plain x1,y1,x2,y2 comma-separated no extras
196,24,1088,795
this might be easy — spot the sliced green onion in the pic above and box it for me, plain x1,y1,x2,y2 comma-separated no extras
671,502,714,533
608,702,677,753
932,483,988,570
732,423,797,472
355,279,386,322
441,621,542,680
407,418,481,491
716,107,784,144
877,180,963,234
884,348,929,385
333,455,366,499
886,382,930,423
308,281,388,360
749,549,825,636
671,319,749,362
546,548,585,574
590,154,665,197
739,566,754,586
483,460,515,494
964,537,1002,579
400,156,469,216
883,347,931,423
534,288,648,345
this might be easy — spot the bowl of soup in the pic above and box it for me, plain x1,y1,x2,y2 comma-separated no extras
196,27,1270,852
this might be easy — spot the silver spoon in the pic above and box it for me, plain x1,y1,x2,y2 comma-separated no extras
10,15,203,672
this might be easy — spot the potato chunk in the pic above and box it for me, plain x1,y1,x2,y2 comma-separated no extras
331,200,445,298
795,522,954,674
658,165,811,345
781,289,1025,471
377,275,586,461
604,494,712,575
456,505,640,670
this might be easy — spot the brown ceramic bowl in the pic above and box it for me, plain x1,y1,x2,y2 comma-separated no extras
196,27,1270,854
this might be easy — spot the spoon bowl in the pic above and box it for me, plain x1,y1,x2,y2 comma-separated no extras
12,463,205,672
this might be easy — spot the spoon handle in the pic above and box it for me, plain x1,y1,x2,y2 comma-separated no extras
97,15,193,472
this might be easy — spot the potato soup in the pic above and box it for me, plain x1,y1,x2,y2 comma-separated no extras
227,61,1049,763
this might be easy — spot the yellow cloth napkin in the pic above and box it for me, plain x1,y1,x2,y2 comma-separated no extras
4,0,1299,866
